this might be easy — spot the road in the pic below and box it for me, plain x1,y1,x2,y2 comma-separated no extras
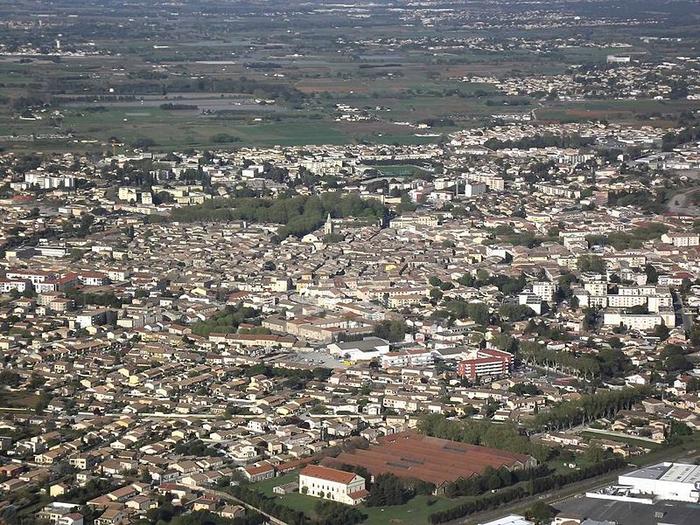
203,487,288,525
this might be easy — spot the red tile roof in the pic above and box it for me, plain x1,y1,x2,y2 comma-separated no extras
300,464,358,485
348,489,369,500
330,431,533,487
245,462,274,475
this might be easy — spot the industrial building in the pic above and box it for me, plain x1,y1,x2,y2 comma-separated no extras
617,462,700,503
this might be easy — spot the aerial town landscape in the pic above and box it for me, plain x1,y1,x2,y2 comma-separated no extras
1,1,700,525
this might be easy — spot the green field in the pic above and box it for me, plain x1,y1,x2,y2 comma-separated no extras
538,99,700,124
0,46,697,151
0,99,446,151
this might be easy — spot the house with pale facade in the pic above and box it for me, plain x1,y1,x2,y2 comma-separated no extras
299,465,368,506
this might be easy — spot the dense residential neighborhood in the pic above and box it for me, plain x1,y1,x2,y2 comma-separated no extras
0,1,700,525
0,112,699,525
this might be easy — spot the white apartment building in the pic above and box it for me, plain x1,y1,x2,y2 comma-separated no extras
534,183,581,199
389,214,440,228
24,172,75,190
607,294,647,309
584,281,608,296
464,182,486,197
381,349,434,368
532,281,557,302
6,270,55,286
0,279,29,293
603,309,676,330
661,233,700,247
466,173,505,191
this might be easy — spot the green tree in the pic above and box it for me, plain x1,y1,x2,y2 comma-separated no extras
526,501,556,523
366,473,410,507
373,320,408,342
577,254,606,273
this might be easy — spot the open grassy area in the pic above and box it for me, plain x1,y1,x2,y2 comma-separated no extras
362,496,461,525
253,471,320,516
0,100,446,151
4,43,690,154
0,390,40,411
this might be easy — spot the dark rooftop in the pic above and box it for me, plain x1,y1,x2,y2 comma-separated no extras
555,495,700,525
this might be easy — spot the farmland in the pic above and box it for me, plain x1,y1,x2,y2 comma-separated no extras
0,0,698,152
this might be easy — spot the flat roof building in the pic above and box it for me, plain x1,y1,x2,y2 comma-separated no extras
618,462,700,503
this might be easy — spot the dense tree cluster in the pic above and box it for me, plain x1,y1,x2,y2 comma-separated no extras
63,478,114,505
106,76,306,103
445,465,550,498
191,304,260,337
530,386,652,431
499,303,536,322
525,501,556,524
417,414,551,463
372,320,408,342
313,500,365,525
524,319,569,341
171,193,387,239
65,290,124,309
0,370,21,388
509,383,542,396
518,341,601,379
662,125,700,151
428,457,625,523
492,224,546,248
460,272,502,293
576,254,606,273
607,190,666,214
365,473,411,506
660,345,693,373
241,363,332,390
586,222,668,251
153,510,264,525
173,439,221,457
519,341,631,379
443,300,490,325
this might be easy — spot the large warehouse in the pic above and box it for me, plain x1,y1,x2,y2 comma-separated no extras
328,431,536,493
618,462,700,503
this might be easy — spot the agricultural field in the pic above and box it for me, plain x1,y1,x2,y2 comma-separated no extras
0,0,698,152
